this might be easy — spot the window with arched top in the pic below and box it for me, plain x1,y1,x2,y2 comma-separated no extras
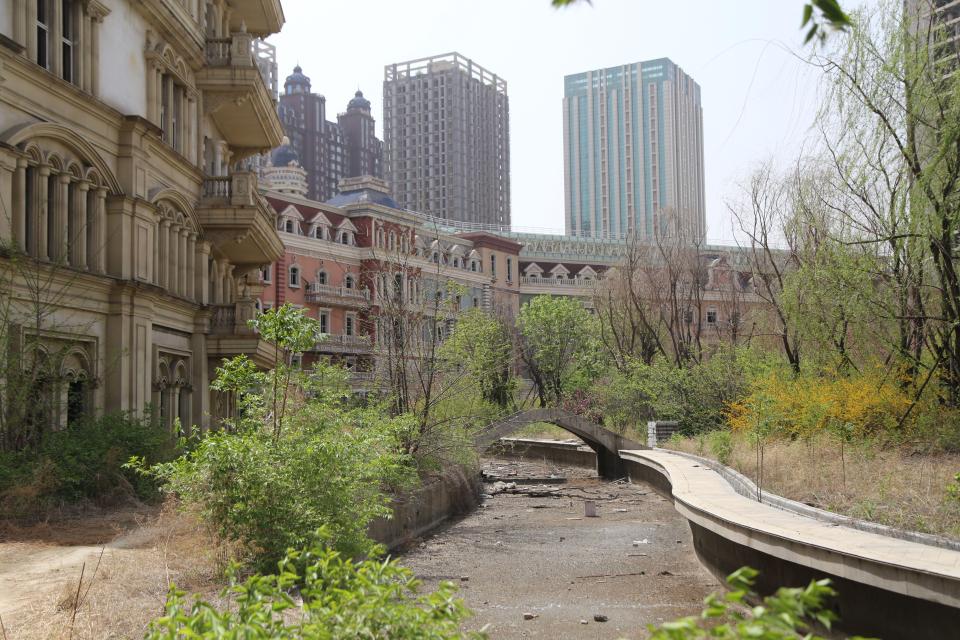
344,274,355,289
470,260,478,272
388,231,396,251
316,270,327,285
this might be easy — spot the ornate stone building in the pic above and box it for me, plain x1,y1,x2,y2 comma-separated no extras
0,0,287,434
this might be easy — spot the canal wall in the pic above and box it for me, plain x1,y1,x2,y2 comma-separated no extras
619,449,960,640
487,437,597,468
369,467,482,551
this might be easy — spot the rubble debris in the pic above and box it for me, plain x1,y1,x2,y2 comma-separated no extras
523,612,538,620
593,613,609,622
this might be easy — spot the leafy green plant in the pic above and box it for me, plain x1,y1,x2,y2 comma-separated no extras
0,412,175,517
648,566,871,639
946,473,960,504
145,530,483,639
708,430,734,466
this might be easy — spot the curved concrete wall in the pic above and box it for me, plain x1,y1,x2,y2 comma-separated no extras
620,449,960,640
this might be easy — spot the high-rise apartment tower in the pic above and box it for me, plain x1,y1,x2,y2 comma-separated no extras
278,66,383,201
563,58,705,240
384,53,510,227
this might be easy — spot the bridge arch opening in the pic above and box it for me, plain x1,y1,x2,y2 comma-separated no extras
475,408,644,479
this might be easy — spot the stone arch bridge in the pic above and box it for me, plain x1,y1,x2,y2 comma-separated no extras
475,408,645,479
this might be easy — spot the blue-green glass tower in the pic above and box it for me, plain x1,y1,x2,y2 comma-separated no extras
563,58,705,240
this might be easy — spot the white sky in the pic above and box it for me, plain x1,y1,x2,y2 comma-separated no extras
268,0,863,243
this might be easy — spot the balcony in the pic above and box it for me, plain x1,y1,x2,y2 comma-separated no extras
206,301,277,369
520,276,599,288
312,334,373,355
198,172,285,271
227,0,284,37
197,31,283,157
304,283,371,307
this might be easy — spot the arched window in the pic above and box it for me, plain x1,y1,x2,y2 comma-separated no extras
388,231,396,251
316,270,327,285
284,219,294,234
432,252,439,264
470,260,477,272
344,274,355,289
288,265,300,287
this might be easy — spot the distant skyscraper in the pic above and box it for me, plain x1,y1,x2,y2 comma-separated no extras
338,91,382,179
383,53,511,227
563,58,705,240
278,66,382,201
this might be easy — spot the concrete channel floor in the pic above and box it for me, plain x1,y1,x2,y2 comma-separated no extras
399,458,719,639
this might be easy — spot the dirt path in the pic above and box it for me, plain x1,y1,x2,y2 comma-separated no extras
400,458,719,639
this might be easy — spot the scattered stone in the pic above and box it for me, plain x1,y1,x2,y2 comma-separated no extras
523,612,538,620
580,619,589,625
614,508,628,513
658,570,674,576
559,536,565,542
593,614,609,622
490,481,517,494
632,539,649,546
495,541,503,547
460,575,469,581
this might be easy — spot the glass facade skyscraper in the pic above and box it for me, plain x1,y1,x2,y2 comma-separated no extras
563,58,705,240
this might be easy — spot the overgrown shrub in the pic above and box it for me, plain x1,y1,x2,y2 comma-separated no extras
0,412,175,517
595,347,780,436
708,430,734,465
145,403,416,570
146,530,482,639
727,366,913,441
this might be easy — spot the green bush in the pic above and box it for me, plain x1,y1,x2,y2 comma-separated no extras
146,403,417,570
648,566,870,639
708,430,734,466
597,347,781,437
0,412,175,516
145,530,482,640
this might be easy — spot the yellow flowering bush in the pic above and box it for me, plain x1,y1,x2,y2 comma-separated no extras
726,367,913,439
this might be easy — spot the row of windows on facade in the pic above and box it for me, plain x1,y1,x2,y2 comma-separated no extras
27,0,209,163
254,299,359,338
280,219,355,245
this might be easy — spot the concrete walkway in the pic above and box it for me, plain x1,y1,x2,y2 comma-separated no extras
620,449,960,610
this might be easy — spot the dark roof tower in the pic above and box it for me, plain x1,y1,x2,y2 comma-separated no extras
284,64,312,95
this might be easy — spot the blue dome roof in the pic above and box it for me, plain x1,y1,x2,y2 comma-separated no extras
347,90,371,111
326,188,398,209
284,65,311,91
271,137,300,167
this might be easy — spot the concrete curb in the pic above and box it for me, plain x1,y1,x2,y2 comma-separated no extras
658,447,960,552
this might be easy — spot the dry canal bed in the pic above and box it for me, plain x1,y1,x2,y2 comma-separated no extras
400,457,719,639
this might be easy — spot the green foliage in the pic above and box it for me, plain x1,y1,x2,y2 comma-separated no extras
648,566,870,639
145,530,482,640
602,347,780,437
801,0,852,44
947,474,960,504
439,309,516,408
0,412,175,516
517,295,602,405
708,430,734,466
141,308,416,570
145,398,415,570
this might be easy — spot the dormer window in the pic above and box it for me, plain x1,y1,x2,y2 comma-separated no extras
284,220,294,234
470,260,477,272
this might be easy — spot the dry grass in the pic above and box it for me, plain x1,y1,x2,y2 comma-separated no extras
3,501,230,639
666,433,960,540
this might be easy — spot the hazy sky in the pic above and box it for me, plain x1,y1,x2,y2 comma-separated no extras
267,0,850,242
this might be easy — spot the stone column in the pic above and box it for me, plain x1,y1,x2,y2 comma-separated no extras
223,263,234,304
178,227,188,295
169,223,180,296
12,158,27,251
34,165,50,260
92,187,107,273
210,258,222,303
158,219,170,288
49,173,69,263
197,242,211,304
186,232,197,301
71,180,89,269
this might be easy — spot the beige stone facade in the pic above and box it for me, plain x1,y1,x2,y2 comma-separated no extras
0,0,286,434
